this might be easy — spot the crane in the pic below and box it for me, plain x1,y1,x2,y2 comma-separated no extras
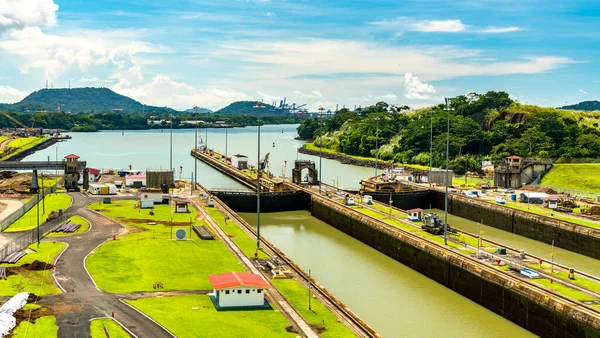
0,111,41,136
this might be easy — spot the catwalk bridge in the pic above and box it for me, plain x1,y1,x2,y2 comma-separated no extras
0,161,87,171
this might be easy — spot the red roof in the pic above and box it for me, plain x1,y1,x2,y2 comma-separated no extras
506,155,522,159
86,168,100,175
407,208,423,213
64,154,80,159
208,272,269,290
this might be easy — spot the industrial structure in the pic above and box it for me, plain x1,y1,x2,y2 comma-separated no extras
146,170,174,189
493,155,553,188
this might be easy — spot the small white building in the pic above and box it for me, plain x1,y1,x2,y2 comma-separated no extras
208,272,269,308
174,199,189,213
126,174,146,187
139,189,164,203
231,154,248,170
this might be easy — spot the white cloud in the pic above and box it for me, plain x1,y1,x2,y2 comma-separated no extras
294,90,323,98
0,0,58,34
364,94,398,101
0,85,27,103
78,77,114,83
480,26,521,33
265,12,275,17
112,74,250,110
403,73,436,100
579,89,587,94
308,100,337,112
0,27,157,80
411,19,466,32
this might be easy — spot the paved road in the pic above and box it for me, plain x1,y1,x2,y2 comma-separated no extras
39,193,174,338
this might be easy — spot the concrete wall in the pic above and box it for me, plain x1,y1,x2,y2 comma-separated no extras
310,196,600,338
368,190,431,210
211,191,311,213
430,190,600,260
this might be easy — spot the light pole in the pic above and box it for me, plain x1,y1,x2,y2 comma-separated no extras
318,107,324,194
205,121,208,150
194,106,198,191
443,98,454,246
169,114,174,172
375,116,380,177
254,101,264,250
429,110,433,187
225,122,228,160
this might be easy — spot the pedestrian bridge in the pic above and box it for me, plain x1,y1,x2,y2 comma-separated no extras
0,161,87,171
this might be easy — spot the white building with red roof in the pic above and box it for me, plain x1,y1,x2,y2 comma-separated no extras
208,272,269,308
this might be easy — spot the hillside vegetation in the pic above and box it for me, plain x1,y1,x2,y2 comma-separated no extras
216,101,278,115
298,91,600,175
559,100,600,112
540,164,600,196
1,88,176,113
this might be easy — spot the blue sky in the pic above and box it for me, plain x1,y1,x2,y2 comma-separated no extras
0,0,599,110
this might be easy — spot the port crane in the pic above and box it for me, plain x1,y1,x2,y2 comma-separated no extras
0,110,41,135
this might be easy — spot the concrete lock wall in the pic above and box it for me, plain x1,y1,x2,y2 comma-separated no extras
211,191,311,213
429,190,600,260
368,190,431,210
309,196,600,338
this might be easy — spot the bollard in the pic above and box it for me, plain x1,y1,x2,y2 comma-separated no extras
113,235,116,240
112,312,115,318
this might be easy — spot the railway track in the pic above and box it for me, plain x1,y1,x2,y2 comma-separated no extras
317,183,600,312
197,183,380,338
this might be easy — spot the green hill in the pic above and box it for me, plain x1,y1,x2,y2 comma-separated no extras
1,88,177,113
216,101,278,115
559,101,600,111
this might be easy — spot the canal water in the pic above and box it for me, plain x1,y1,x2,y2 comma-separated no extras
427,209,600,275
240,211,535,338
24,125,372,189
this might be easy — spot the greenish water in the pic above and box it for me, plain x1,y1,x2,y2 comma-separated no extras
240,211,536,338
427,209,600,275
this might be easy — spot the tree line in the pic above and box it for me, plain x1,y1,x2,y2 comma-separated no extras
297,91,600,174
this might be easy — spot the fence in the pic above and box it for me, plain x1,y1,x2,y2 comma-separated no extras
0,212,69,262
0,179,63,231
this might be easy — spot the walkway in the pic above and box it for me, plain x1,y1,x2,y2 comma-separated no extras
39,193,174,338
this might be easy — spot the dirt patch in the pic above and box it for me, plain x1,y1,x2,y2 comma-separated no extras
285,325,299,334
27,293,42,303
21,260,54,271
47,302,83,316
309,324,328,334
521,186,558,194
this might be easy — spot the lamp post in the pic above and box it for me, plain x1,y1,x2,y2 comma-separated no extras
443,98,454,246
254,101,264,250
318,107,325,194
205,121,208,150
225,122,228,160
169,114,174,172
375,116,380,177
429,110,433,187
194,106,198,191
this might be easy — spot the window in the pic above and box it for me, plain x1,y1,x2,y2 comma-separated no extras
237,290,242,294
225,290,230,294
257,289,262,293
245,289,250,294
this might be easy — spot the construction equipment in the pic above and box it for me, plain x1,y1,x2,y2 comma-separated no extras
0,110,41,135
421,213,449,235
558,196,578,209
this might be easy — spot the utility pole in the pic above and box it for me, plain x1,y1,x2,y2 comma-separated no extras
169,114,173,172
41,174,45,214
443,98,454,246
225,122,228,160
194,105,198,191
375,116,380,177
318,107,324,194
36,191,40,248
429,110,433,187
254,101,264,250
308,269,312,310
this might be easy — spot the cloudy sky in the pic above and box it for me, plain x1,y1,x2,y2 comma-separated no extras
0,0,598,111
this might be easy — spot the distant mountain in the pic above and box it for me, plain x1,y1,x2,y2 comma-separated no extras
185,107,213,114
0,87,178,113
216,101,280,115
559,100,600,111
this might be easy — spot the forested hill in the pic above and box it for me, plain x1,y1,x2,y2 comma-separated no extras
0,88,177,113
216,101,278,115
559,101,600,111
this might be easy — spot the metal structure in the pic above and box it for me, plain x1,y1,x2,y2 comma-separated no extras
0,110,41,135
318,107,325,194
253,101,264,250
291,160,318,185
443,98,454,246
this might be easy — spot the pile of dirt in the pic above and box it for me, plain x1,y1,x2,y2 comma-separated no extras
27,293,41,303
21,260,54,271
0,171,16,179
521,186,558,194
584,206,600,215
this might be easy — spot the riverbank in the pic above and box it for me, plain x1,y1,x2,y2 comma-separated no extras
1,137,57,161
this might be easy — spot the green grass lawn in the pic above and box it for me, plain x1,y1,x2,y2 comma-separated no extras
45,215,90,238
90,318,131,338
206,208,269,259
5,193,72,232
0,242,67,296
527,263,600,295
86,201,245,293
11,316,58,338
540,164,600,196
127,295,296,338
1,137,48,160
452,176,492,189
491,200,600,230
272,279,355,338
533,278,598,302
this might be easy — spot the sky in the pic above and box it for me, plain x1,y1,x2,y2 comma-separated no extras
0,0,599,111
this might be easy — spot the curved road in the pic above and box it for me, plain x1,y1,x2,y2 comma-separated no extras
39,193,174,338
